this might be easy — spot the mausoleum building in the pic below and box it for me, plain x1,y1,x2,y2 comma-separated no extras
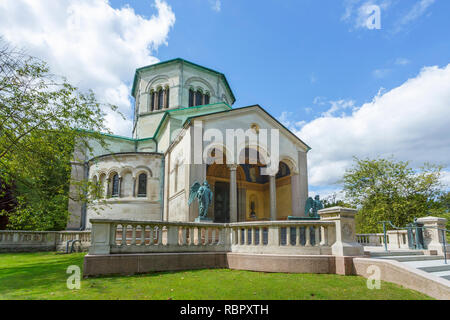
67,59,310,230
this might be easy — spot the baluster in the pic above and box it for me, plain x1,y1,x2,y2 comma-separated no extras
296,226,300,246
141,225,146,245
314,226,320,246
321,226,328,246
259,227,263,246
157,226,163,245
211,229,216,245
305,226,311,246
286,227,291,246
189,228,194,245
251,228,255,245
131,225,137,245
182,227,187,245
110,224,117,246
121,225,127,246
244,228,248,245
237,228,242,245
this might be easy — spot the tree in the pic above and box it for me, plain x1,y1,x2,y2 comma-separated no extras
343,157,445,233
322,193,352,209
0,39,117,230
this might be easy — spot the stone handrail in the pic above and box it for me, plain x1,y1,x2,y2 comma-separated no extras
0,230,91,252
356,233,385,246
89,218,340,256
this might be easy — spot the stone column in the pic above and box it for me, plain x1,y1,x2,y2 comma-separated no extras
269,175,277,221
298,151,308,217
229,165,238,223
319,206,363,256
290,173,301,217
417,216,448,255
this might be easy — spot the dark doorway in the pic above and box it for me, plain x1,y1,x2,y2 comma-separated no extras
214,182,230,223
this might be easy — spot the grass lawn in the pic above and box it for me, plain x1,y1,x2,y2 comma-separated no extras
0,252,432,300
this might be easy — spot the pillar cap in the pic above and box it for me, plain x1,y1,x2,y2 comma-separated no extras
318,206,358,219
416,216,447,224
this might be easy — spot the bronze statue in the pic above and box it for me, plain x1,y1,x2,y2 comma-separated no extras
188,181,213,219
305,195,323,218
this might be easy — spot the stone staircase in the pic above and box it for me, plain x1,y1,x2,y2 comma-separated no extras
368,250,450,282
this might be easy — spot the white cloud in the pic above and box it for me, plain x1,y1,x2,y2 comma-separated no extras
372,68,391,78
209,0,221,12
294,64,450,187
0,0,176,137
342,0,391,30
321,99,356,117
395,58,411,66
395,0,435,32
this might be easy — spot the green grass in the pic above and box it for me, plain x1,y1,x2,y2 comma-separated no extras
0,252,432,300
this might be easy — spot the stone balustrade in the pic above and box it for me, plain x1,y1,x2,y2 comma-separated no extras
356,233,385,246
229,221,335,255
90,219,229,255
89,207,364,256
0,230,91,252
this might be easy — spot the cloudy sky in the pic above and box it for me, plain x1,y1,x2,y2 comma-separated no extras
0,0,448,195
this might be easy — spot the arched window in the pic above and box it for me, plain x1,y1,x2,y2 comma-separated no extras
150,91,155,111
158,89,164,110
137,173,147,197
195,90,203,106
111,174,119,197
204,92,210,105
189,89,194,107
164,87,169,108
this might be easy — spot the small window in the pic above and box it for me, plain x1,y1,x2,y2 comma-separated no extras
150,91,155,111
111,174,119,197
204,93,210,105
189,89,194,107
158,89,164,110
195,90,203,106
137,173,147,197
165,88,169,108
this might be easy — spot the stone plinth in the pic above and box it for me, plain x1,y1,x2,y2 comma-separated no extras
416,216,448,255
319,206,364,257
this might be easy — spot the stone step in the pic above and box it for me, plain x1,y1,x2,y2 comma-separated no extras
368,250,424,257
374,255,444,262
401,259,450,273
429,270,450,281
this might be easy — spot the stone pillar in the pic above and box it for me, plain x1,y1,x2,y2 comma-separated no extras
89,220,112,255
319,206,363,256
417,216,448,255
229,165,238,223
269,175,277,221
290,174,301,217
298,151,308,217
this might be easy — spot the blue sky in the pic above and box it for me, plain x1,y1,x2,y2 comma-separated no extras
108,0,450,124
0,0,449,196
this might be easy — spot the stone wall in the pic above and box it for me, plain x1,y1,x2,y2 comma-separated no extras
0,230,91,253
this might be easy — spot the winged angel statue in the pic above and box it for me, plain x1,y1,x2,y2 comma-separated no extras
305,195,323,218
188,181,213,219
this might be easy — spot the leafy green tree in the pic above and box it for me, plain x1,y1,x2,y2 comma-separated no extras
322,193,352,209
0,39,117,230
343,157,445,233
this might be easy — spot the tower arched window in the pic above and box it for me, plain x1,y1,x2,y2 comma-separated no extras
195,90,203,106
137,173,147,197
158,88,164,110
164,87,169,108
111,174,119,197
189,89,194,107
150,91,155,111
204,92,210,105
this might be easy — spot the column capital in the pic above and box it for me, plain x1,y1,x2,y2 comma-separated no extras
227,164,239,170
